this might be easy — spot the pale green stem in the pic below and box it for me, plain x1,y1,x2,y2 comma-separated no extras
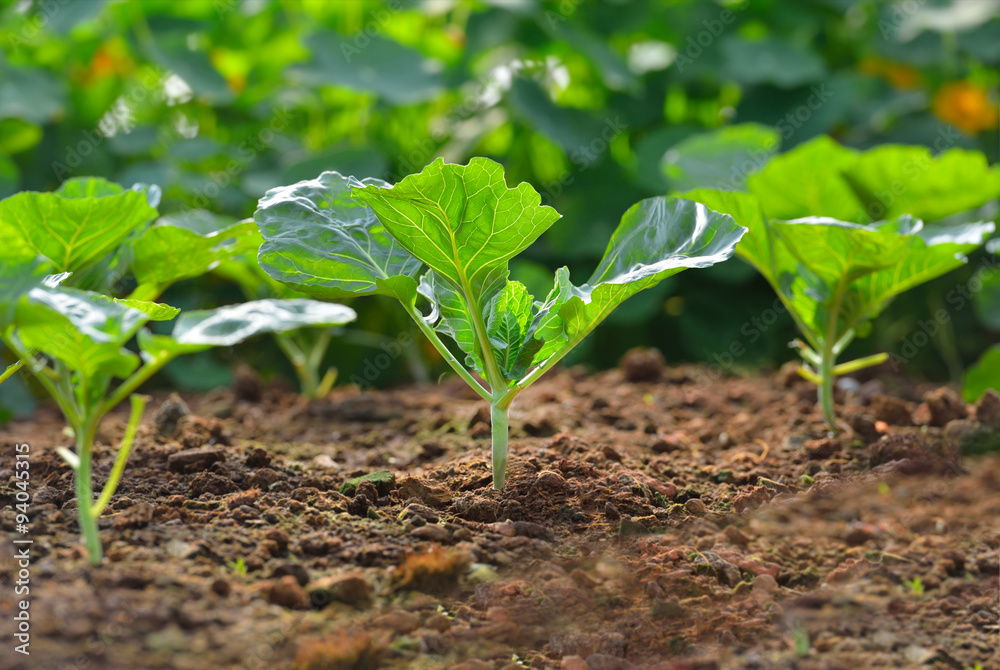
0,359,23,385
819,277,850,434
408,306,490,401
818,346,837,433
491,397,513,490
832,353,889,376
273,332,317,397
315,367,338,398
74,417,103,565
2,335,80,425
797,365,821,385
100,354,172,415
91,394,147,518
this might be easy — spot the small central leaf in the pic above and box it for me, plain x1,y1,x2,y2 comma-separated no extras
352,157,561,306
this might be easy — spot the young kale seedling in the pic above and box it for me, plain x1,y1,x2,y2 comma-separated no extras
256,158,747,488
684,188,992,432
2,271,354,564
0,177,357,563
128,209,357,398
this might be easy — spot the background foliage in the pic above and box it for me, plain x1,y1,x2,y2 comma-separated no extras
1,0,998,402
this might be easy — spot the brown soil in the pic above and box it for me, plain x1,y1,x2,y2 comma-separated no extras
1,356,998,670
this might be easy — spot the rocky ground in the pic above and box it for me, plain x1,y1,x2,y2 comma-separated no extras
1,352,998,669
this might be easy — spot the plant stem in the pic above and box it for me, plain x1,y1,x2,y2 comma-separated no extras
491,398,512,490
91,394,147,518
74,418,103,565
832,352,889,376
0,359,23,385
273,332,316,397
408,306,490,401
818,345,837,434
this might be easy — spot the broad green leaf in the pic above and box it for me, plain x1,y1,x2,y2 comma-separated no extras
0,177,158,273
774,218,909,288
293,32,443,105
113,299,180,321
663,124,780,193
131,214,258,290
15,288,148,379
0,64,64,124
352,157,561,307
256,171,423,303
964,345,1000,403
554,197,747,347
842,146,1000,222
842,220,993,330
679,189,787,280
508,78,608,153
747,136,864,223
721,37,827,88
418,271,481,371
173,299,356,347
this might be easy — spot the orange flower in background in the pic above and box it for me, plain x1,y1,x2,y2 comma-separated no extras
933,81,999,134
81,37,134,85
882,63,921,89
858,55,921,90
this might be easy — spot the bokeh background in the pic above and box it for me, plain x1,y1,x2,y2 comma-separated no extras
1,0,998,409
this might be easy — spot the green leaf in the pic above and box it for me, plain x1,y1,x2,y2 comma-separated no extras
352,157,561,307
842,146,1000,222
0,177,158,273
553,197,747,348
678,188,784,278
663,124,780,193
964,345,1000,403
721,37,827,88
688,190,992,355
774,218,909,288
148,42,234,105
173,299,356,347
256,171,423,304
131,213,258,291
747,136,864,223
293,32,443,105
113,299,180,321
486,280,534,379
842,219,993,329
508,78,607,154
0,64,64,124
15,288,147,379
